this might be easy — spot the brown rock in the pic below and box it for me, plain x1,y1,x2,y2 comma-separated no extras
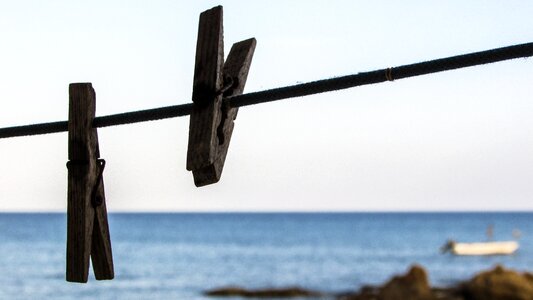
378,265,434,300
462,265,533,300
336,285,380,300
432,287,464,300
204,286,323,298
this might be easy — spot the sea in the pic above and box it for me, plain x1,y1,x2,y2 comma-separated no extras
1,212,532,299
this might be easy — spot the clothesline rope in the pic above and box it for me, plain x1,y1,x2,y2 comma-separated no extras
0,42,532,139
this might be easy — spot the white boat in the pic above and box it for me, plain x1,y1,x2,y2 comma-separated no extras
441,240,519,256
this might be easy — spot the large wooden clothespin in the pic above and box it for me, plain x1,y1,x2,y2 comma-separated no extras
187,6,256,187
66,83,114,283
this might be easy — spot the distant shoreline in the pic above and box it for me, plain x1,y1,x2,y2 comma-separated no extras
205,265,533,300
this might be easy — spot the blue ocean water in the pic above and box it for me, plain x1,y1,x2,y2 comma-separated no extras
0,213,532,299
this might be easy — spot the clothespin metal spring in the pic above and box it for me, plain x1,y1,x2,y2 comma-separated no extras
65,158,106,208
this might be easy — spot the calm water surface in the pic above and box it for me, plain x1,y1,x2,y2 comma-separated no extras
0,213,532,299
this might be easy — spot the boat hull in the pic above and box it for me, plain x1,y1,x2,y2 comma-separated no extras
451,241,518,256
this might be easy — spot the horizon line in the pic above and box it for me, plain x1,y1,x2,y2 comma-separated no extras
1,210,533,214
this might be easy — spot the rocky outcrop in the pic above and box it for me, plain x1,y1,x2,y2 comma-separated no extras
337,265,436,300
204,286,323,298
378,265,434,300
461,265,533,300
205,265,533,300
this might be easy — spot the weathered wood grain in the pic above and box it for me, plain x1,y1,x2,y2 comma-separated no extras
186,5,258,187
192,38,256,186
90,131,114,280
67,83,113,282
187,6,224,175
192,5,224,104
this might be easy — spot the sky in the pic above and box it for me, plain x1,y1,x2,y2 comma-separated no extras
0,1,532,212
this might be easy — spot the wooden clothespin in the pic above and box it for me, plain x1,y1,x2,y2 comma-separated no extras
66,83,114,283
187,6,256,187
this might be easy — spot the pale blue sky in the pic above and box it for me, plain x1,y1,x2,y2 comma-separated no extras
0,1,532,211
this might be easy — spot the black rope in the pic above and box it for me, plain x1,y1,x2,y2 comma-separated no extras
93,104,193,128
1,121,69,138
0,42,532,139
226,42,533,108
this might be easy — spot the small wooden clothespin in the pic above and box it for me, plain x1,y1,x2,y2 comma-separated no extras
66,83,114,283
187,6,256,187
